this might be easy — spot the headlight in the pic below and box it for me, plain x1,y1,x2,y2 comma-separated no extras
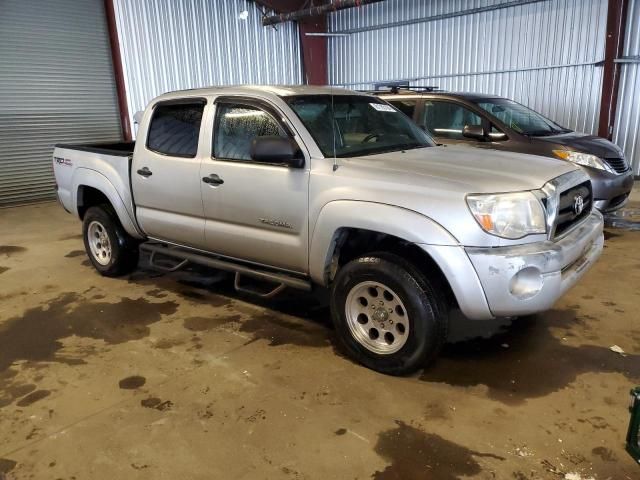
552,150,614,173
466,192,547,239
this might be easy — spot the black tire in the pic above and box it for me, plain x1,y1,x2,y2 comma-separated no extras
330,253,448,375
82,205,139,277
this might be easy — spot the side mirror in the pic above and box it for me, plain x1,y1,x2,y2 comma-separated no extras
250,136,304,168
462,124,487,141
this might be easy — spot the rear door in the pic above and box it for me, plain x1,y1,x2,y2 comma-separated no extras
132,98,208,249
200,97,310,273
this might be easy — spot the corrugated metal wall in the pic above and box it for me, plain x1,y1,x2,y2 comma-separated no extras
113,0,303,137
612,0,640,175
329,0,608,142
0,0,122,206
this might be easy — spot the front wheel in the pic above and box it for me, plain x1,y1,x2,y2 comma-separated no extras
330,253,448,375
82,205,139,277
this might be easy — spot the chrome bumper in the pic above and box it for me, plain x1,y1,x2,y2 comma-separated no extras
464,211,604,317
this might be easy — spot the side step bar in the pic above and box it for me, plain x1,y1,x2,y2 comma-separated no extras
140,243,312,297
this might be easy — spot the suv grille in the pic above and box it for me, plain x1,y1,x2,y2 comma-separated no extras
603,156,630,174
554,181,592,238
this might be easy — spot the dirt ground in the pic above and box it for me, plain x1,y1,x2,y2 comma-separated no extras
0,188,639,480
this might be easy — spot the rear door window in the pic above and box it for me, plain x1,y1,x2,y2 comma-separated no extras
147,100,205,157
421,101,482,140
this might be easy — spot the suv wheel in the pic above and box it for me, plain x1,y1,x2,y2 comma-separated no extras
330,253,447,375
82,205,139,277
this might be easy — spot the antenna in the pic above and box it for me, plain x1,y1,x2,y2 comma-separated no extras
331,85,338,171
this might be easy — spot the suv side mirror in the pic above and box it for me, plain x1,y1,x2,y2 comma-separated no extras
250,136,304,168
462,124,487,141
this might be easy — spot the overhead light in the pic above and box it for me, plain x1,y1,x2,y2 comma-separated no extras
239,10,249,20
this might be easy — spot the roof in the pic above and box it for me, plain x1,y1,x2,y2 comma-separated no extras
376,90,505,102
154,84,370,103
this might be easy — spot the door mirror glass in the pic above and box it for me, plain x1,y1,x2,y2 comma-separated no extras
462,124,486,141
250,136,304,168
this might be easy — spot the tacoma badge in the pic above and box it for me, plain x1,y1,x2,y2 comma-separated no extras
259,218,292,229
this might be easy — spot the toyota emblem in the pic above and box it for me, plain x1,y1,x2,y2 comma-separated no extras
573,195,584,215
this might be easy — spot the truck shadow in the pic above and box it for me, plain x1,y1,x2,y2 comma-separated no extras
421,309,640,404
123,254,640,403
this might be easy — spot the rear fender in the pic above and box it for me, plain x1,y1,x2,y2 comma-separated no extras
72,168,144,239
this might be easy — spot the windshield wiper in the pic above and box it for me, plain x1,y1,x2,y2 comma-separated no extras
336,143,428,158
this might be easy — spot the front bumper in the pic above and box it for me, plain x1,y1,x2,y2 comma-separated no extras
464,211,604,317
590,169,634,212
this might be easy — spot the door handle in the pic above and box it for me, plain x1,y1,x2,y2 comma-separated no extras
137,167,153,177
202,174,224,186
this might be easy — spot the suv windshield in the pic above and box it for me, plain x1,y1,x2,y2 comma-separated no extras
285,95,434,157
477,98,571,136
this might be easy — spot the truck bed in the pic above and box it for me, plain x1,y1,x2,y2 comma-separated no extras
53,141,138,235
54,141,135,157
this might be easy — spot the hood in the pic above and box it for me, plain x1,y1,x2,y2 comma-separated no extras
344,145,577,194
533,131,624,158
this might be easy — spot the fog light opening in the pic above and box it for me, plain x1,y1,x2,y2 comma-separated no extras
509,266,543,300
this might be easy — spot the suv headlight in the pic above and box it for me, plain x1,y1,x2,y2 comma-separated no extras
466,192,547,239
552,150,614,173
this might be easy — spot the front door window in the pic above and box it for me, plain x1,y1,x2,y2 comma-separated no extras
421,101,483,140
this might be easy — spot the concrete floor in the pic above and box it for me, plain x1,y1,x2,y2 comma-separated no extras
0,190,639,480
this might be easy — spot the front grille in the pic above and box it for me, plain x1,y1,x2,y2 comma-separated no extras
554,181,592,238
603,156,630,174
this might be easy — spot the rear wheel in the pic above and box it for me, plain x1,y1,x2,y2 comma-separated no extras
330,253,447,375
82,205,139,277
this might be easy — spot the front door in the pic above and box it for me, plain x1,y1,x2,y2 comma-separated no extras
132,98,208,249
200,98,309,273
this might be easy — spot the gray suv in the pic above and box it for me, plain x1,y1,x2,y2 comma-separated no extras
379,89,634,212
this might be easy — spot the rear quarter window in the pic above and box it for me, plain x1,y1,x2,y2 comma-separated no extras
147,101,205,157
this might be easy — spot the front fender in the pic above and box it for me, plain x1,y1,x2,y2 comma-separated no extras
72,168,144,239
309,200,460,285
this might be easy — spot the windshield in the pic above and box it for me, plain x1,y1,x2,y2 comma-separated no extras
477,98,571,136
285,95,434,157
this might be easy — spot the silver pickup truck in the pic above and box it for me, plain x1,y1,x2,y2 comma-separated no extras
53,86,604,375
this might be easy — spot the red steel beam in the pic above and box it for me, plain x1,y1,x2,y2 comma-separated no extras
256,0,331,85
299,15,328,85
104,0,131,141
598,0,629,139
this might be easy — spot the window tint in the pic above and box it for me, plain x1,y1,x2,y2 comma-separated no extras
388,100,417,118
147,102,204,157
214,104,286,161
421,101,482,140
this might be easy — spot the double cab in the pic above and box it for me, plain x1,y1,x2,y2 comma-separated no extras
53,86,604,375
